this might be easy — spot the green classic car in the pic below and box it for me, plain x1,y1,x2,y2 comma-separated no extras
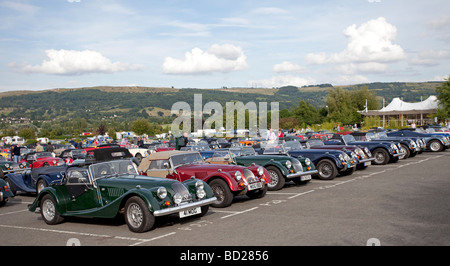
28,159,217,233
229,147,318,191
0,178,14,206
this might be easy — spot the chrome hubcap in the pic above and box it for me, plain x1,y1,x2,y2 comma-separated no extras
42,199,55,221
268,170,279,187
127,203,143,228
430,142,440,151
211,184,225,203
319,163,332,178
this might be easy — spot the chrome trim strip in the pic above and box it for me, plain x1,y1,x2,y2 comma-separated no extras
286,170,318,179
153,197,217,217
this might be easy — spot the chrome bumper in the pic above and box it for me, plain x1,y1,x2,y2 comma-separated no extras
392,152,405,157
153,197,217,217
0,192,3,202
358,158,375,164
286,170,318,179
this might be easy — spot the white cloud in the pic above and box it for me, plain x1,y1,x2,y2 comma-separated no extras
1,1,39,14
426,15,450,30
67,0,81,3
334,62,388,75
247,75,316,88
305,52,328,65
332,75,370,86
411,49,450,66
10,49,143,75
162,44,248,74
251,7,289,15
273,61,307,73
307,17,406,65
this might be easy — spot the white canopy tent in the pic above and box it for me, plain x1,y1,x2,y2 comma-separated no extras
359,96,439,126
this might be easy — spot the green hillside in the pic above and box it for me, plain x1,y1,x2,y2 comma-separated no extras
0,82,442,125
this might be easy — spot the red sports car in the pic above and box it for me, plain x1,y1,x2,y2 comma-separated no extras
20,152,64,169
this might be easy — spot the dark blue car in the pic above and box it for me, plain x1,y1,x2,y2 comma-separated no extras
325,134,404,165
4,165,67,195
259,142,356,180
387,129,449,152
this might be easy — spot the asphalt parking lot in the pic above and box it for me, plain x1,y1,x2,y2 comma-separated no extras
1,151,449,247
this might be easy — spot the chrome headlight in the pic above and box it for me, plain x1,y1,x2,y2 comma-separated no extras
304,158,311,166
157,187,167,199
195,180,204,190
173,193,182,204
52,160,57,165
5,164,9,168
339,154,344,162
235,171,242,181
257,166,264,176
285,160,292,169
196,188,206,199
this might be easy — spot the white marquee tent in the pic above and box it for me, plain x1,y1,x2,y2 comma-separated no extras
359,96,440,126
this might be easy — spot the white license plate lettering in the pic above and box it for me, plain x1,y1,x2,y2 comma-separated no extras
301,175,311,181
248,182,263,190
179,207,201,218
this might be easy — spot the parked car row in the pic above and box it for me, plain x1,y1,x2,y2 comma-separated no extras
1,127,448,234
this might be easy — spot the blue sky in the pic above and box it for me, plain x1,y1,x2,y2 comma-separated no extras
0,0,449,92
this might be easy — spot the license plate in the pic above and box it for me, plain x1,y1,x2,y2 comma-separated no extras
179,207,201,218
301,175,311,181
364,161,371,166
248,182,263,191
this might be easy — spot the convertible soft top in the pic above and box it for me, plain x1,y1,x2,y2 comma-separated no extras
87,147,133,162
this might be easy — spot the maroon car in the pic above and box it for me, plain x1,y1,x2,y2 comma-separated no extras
138,151,271,208
304,139,375,170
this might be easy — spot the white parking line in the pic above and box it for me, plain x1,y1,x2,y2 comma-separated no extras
129,232,177,246
287,190,315,199
220,207,259,219
0,209,28,216
0,224,177,246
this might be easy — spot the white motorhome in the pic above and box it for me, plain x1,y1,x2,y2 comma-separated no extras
12,136,25,145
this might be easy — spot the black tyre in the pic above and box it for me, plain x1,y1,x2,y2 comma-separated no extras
124,196,155,233
340,166,355,176
246,185,268,199
428,140,443,152
266,166,285,191
316,159,337,180
40,194,64,225
400,144,410,159
208,179,234,208
372,148,390,165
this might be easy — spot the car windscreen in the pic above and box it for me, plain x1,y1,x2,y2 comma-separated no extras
171,153,204,168
284,141,303,150
90,160,137,180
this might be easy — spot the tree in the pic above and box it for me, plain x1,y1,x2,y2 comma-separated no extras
436,75,450,120
292,100,322,127
130,118,151,135
326,86,380,125
18,128,36,141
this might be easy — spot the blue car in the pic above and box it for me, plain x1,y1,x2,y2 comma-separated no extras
3,165,67,195
387,129,450,152
325,134,405,165
258,142,356,180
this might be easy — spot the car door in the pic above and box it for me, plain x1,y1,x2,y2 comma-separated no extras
64,168,101,212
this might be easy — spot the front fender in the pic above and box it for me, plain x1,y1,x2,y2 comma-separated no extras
28,187,65,214
261,161,289,176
